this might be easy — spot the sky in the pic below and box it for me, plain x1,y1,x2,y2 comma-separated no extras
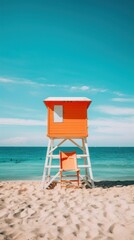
0,0,134,146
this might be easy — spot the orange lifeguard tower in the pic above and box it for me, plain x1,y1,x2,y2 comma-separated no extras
42,97,94,188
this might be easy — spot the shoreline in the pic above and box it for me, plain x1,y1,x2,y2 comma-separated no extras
0,181,134,240
0,179,134,185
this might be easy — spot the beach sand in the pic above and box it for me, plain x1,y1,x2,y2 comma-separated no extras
0,181,134,240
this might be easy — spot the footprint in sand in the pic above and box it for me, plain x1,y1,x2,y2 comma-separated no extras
103,211,107,217
108,223,115,233
57,226,63,234
76,223,80,230
91,204,98,209
5,218,13,225
63,213,69,219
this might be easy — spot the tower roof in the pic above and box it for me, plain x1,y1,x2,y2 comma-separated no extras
44,97,91,102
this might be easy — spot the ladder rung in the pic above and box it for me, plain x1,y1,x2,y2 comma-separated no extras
45,165,91,168
48,154,89,158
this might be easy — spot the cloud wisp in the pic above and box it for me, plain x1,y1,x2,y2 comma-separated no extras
113,91,126,97
0,77,70,89
0,76,108,93
70,85,128,98
0,134,46,146
0,76,130,100
0,118,46,126
95,105,134,115
112,98,134,102
70,85,107,93
0,77,15,83
0,77,57,87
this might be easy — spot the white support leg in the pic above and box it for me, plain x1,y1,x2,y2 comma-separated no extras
48,138,54,180
84,138,95,188
42,138,51,188
82,138,88,181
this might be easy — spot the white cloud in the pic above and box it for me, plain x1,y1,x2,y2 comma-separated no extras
112,98,134,102
0,77,15,83
1,137,29,145
0,77,39,86
89,134,134,146
0,135,46,146
0,118,46,126
95,105,134,115
0,76,67,88
91,88,107,93
88,117,134,146
89,117,134,134
70,85,107,93
80,86,89,91
1,76,124,96
0,103,41,113
113,91,125,97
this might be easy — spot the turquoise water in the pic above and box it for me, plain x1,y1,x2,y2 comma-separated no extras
0,147,134,181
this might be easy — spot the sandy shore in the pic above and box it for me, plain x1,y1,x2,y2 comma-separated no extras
0,181,134,240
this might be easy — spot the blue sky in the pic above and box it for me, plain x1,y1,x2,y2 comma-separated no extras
0,0,134,146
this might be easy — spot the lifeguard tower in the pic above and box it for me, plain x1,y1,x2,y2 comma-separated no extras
42,97,94,188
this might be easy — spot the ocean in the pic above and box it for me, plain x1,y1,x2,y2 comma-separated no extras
0,147,134,181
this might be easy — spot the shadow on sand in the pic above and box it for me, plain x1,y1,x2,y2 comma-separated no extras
94,180,134,188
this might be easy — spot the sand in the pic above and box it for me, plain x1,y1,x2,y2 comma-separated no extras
0,181,134,240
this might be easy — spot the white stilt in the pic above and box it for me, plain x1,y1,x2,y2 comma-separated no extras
48,138,54,179
84,137,95,187
82,138,88,181
42,138,51,188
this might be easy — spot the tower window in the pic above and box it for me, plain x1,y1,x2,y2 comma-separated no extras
54,105,63,122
